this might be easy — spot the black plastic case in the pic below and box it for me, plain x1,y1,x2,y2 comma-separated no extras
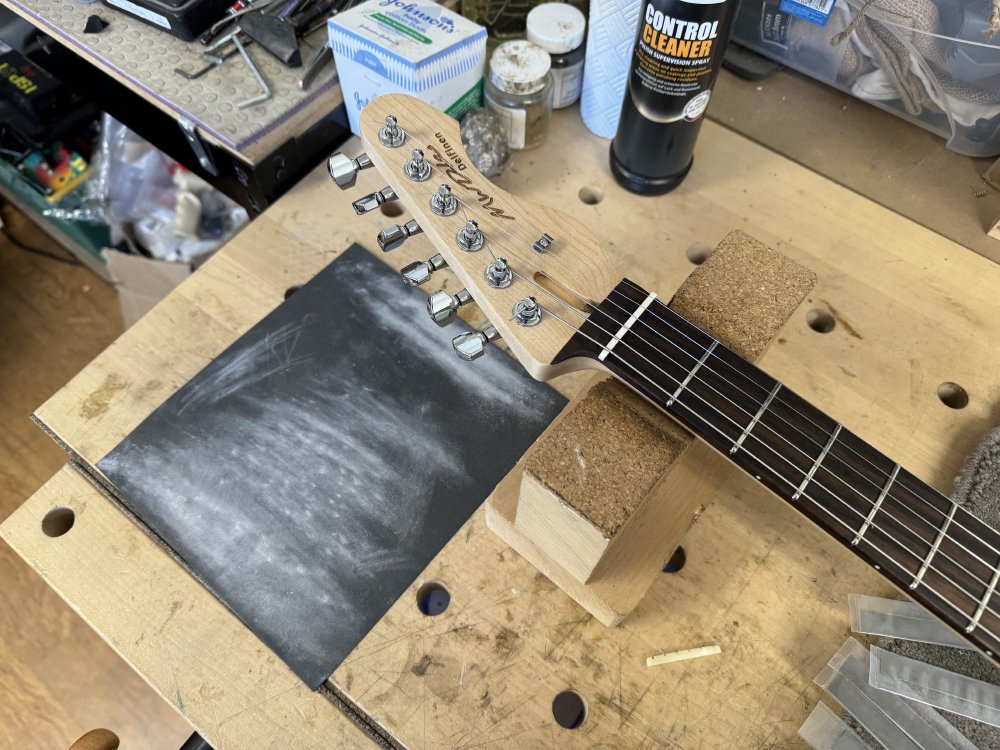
100,0,232,41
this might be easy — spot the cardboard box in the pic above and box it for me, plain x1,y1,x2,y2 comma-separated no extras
102,248,193,328
328,0,486,136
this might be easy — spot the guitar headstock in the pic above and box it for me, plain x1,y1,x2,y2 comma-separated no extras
327,93,620,381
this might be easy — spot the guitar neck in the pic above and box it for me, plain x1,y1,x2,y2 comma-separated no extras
554,279,1000,663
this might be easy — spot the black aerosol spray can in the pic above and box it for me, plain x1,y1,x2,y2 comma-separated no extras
610,0,739,194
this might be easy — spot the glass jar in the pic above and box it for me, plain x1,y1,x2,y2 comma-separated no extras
484,40,554,150
461,0,544,40
526,3,587,109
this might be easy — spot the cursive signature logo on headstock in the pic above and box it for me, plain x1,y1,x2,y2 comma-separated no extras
426,136,514,221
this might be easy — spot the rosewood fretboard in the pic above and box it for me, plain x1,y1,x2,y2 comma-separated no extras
555,279,1000,663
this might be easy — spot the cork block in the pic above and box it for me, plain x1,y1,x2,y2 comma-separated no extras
486,230,817,625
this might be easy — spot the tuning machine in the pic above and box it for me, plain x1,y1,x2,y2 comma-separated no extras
327,152,372,189
453,326,500,361
400,254,447,286
352,186,397,215
378,115,405,148
378,220,422,252
427,288,472,327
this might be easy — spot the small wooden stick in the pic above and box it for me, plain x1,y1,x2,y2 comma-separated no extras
646,645,721,667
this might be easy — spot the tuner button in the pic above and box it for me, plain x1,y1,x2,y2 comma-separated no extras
429,184,458,216
327,152,373,189
512,296,542,327
377,219,422,252
456,220,484,252
352,186,398,215
453,325,500,361
378,115,405,148
427,288,472,327
400,254,447,286
484,257,512,289
404,148,432,182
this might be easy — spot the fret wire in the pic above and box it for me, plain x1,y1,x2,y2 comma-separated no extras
852,464,900,546
792,425,841,502
408,190,1000,631
614,282,1000,565
911,503,959,590
667,341,717,406
968,565,1000,633
429,185,1000,576
545,306,997,640
731,383,780,455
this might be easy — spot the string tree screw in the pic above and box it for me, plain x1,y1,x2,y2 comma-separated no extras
533,233,554,254
455,220,484,252
512,297,542,327
378,115,405,148
484,257,512,289
429,184,458,216
404,148,432,182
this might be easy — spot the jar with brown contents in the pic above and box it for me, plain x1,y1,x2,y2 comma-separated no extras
484,40,554,150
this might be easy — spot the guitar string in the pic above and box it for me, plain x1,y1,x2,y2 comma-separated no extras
530,299,1000,644
409,184,1000,581
405,192,1000,627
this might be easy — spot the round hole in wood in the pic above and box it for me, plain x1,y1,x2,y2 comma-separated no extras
416,580,450,616
552,690,587,729
937,382,969,409
662,546,686,573
685,243,715,265
380,201,404,218
284,285,302,300
578,186,604,205
806,309,836,334
41,506,75,538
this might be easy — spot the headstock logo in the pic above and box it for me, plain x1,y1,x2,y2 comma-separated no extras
426,134,513,221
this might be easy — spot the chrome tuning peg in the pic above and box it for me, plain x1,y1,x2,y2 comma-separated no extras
403,149,432,182
400,254,447,286
456,220,484,252
453,326,500,361
352,186,398,215
429,184,457,216
327,152,372,188
378,115,405,148
427,288,472,327
377,219,422,252
484,257,512,288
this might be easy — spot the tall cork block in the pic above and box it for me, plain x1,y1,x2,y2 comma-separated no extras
485,230,817,625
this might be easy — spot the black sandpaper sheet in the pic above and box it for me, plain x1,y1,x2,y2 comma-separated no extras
98,245,566,688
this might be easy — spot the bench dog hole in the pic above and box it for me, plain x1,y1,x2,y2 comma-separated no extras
552,690,587,729
42,506,75,538
806,309,835,334
416,580,450,616
938,382,969,410
662,546,686,573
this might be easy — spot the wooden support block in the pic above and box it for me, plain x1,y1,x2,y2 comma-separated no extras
486,230,817,625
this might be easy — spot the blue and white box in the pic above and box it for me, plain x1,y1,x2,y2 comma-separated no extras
328,0,487,136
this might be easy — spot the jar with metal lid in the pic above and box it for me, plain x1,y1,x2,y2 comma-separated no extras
526,3,586,109
484,40,554,151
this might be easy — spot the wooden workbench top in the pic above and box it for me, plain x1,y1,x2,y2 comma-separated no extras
2,0,340,161
7,106,1000,748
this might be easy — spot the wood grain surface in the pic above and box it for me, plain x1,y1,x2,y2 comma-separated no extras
12,107,1000,748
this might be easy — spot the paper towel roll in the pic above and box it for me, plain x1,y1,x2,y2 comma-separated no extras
580,0,643,139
